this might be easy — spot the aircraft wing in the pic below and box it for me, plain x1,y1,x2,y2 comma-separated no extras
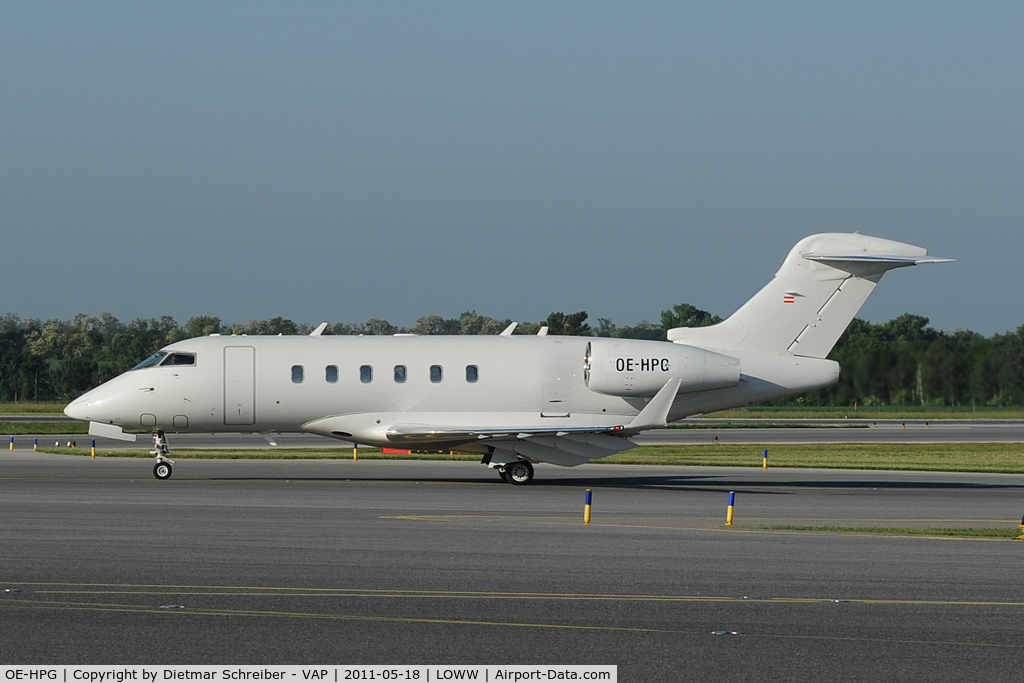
478,380,679,466
382,425,632,467
301,379,681,467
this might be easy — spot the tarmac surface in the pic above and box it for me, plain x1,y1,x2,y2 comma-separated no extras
3,452,1024,680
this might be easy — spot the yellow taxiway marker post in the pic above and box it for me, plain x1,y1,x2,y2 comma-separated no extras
353,442,358,462
1018,516,1024,541
762,449,768,470
9,436,13,451
33,438,38,452
91,439,96,459
726,491,736,526
584,489,592,525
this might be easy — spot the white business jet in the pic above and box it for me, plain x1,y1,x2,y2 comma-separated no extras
65,233,949,483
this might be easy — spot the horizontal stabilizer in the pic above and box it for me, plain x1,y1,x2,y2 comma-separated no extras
803,253,954,267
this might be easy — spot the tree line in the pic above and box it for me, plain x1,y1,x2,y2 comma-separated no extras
2,306,1022,407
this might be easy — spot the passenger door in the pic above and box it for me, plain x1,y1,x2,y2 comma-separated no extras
224,346,255,425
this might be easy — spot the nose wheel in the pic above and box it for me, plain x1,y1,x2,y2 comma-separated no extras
151,430,175,480
153,460,172,480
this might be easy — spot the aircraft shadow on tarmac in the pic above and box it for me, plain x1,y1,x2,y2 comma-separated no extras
200,472,1024,493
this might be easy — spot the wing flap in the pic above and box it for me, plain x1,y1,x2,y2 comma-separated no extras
386,423,627,441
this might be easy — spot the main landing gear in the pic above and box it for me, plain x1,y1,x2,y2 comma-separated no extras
151,429,175,480
496,460,534,485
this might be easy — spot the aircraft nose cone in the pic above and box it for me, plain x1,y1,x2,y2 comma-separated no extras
64,398,90,421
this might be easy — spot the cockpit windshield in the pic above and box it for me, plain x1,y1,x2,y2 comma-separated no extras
160,352,196,366
129,351,197,370
130,352,168,370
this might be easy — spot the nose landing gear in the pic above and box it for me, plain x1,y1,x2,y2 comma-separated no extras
151,430,175,480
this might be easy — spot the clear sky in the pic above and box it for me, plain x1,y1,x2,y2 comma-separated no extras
2,2,1021,334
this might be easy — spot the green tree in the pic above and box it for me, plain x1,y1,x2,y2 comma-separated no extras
660,304,721,333
543,311,591,336
184,316,222,339
414,315,459,335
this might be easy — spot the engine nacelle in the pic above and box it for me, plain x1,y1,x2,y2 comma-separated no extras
584,339,740,397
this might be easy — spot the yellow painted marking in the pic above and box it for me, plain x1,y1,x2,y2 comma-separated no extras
1,595,1017,649
6,581,1024,608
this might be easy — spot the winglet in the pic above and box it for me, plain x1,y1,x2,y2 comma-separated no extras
500,322,518,336
310,322,328,336
627,378,681,431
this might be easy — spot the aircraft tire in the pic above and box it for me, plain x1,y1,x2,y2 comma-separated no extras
153,462,172,480
498,469,511,483
506,460,534,485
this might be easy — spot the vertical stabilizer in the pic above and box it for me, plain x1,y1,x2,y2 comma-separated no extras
667,233,950,359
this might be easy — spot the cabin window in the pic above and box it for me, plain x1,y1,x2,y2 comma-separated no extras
325,365,338,383
394,365,407,383
160,352,196,367
466,365,479,383
360,365,373,383
430,365,443,383
291,365,304,383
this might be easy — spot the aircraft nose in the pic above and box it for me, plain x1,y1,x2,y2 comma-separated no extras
64,397,90,421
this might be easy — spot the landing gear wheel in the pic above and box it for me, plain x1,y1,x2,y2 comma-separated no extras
498,468,511,483
506,460,534,485
150,430,174,480
153,461,172,480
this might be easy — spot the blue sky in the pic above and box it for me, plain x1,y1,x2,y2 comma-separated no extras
2,2,1021,334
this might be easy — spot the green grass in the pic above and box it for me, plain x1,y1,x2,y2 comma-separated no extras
0,402,67,415
1,422,89,435
758,525,1023,539
663,422,869,429
603,443,1024,473
708,406,1024,420
41,447,481,461
37,442,1024,473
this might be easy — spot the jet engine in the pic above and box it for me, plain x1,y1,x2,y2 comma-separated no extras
584,339,740,397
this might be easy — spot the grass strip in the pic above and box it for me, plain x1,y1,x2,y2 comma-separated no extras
34,442,1024,473
0,402,68,415
602,443,1024,473
39,447,481,461
662,422,869,429
1,422,89,435
757,525,1022,539
707,407,1024,420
